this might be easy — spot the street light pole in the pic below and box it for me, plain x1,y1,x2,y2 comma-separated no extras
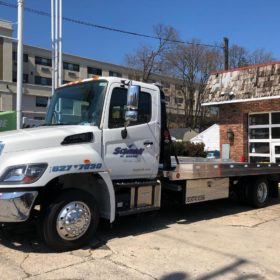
54,0,58,89
51,0,62,92
58,0,62,87
16,0,23,129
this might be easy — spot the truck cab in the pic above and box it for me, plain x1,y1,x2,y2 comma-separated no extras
45,77,161,180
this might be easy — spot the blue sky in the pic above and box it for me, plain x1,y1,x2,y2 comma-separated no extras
0,0,279,65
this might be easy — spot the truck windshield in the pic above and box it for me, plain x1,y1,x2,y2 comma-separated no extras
45,80,108,126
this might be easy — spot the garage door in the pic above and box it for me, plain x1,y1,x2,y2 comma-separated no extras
249,112,280,163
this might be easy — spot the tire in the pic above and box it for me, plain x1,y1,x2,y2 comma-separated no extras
248,177,269,208
40,190,99,251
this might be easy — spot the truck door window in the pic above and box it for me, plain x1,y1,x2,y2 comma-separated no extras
108,87,151,128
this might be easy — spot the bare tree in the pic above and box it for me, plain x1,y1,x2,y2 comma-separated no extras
229,44,249,68
166,40,221,128
248,48,275,65
125,24,179,82
229,45,275,69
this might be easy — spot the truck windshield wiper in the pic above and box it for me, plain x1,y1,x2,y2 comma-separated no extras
47,123,71,126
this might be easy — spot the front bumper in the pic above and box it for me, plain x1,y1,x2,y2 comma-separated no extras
0,191,38,222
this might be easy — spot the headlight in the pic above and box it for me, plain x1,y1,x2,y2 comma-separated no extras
0,163,47,184
0,142,4,155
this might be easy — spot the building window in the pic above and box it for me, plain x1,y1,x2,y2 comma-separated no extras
24,54,28,63
175,84,182,90
249,156,270,163
23,74,28,83
272,128,280,139
88,67,102,75
161,82,170,88
249,113,269,125
175,97,183,104
13,52,28,62
63,62,80,72
272,112,280,124
109,71,122,78
35,56,52,67
165,96,170,102
12,71,16,82
12,72,29,83
35,76,52,86
128,75,141,81
36,96,48,107
248,112,280,163
249,128,269,139
249,143,270,154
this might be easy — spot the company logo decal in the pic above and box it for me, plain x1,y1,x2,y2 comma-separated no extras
51,163,102,172
113,144,144,158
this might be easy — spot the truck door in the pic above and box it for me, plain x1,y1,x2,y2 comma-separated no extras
102,83,160,180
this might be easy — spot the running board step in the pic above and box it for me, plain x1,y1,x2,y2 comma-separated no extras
118,206,160,216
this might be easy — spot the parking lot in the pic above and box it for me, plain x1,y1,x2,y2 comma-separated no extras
0,198,280,280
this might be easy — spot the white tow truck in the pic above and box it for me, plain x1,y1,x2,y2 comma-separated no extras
0,76,279,250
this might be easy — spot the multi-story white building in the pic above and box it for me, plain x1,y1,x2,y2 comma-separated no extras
0,19,189,121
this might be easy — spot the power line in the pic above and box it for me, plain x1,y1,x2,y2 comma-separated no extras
0,0,223,49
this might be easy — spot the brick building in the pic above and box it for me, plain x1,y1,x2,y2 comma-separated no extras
202,61,280,163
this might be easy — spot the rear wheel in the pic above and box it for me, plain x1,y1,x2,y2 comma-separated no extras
248,178,269,208
41,190,99,251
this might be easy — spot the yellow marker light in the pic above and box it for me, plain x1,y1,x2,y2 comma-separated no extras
83,159,91,164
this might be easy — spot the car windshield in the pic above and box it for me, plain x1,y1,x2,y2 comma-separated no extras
45,80,108,126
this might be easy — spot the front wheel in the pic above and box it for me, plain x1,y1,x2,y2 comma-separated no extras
41,190,99,251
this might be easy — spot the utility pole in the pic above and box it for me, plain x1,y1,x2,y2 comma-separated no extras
58,0,62,87
51,0,62,94
223,37,229,70
16,0,23,129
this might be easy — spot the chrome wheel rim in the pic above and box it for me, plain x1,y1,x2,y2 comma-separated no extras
257,182,268,204
56,201,91,240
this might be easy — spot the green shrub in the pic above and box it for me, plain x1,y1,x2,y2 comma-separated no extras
173,141,206,157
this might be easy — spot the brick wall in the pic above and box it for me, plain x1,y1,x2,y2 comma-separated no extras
220,98,280,161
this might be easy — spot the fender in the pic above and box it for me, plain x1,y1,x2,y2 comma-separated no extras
98,171,116,223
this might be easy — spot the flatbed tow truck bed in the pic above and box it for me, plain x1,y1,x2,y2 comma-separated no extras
164,157,280,180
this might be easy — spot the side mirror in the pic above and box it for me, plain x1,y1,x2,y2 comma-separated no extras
125,85,140,122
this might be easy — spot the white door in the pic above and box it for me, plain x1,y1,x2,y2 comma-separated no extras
271,144,280,163
102,83,160,180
